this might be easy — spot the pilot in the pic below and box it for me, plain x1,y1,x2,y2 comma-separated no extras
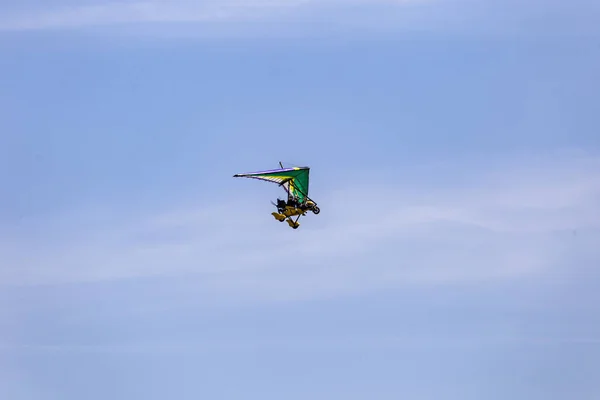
286,197,298,209
276,198,286,210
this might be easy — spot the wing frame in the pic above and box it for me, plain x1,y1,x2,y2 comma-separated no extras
233,165,312,203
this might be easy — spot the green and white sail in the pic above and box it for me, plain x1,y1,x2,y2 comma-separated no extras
233,165,310,204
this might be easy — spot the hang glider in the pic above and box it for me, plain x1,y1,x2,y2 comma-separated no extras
233,162,320,229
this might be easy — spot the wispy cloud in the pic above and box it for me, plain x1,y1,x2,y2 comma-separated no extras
0,0,426,31
5,334,600,355
0,0,598,35
1,0,597,36
1,150,598,303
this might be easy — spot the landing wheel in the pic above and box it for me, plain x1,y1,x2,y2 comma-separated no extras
292,225,299,229
312,206,320,214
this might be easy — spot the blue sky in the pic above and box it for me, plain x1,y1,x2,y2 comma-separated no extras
1,0,600,399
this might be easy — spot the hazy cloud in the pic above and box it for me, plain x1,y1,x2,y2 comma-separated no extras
0,0,428,31
1,150,598,303
3,0,595,36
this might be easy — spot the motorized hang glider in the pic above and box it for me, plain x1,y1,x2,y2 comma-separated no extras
233,162,320,229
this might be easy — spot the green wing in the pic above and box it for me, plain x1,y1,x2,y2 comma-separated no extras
233,166,310,203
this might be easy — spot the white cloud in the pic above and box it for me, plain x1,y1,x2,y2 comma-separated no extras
5,333,599,355
1,0,596,39
0,0,597,36
0,150,598,304
0,0,428,31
